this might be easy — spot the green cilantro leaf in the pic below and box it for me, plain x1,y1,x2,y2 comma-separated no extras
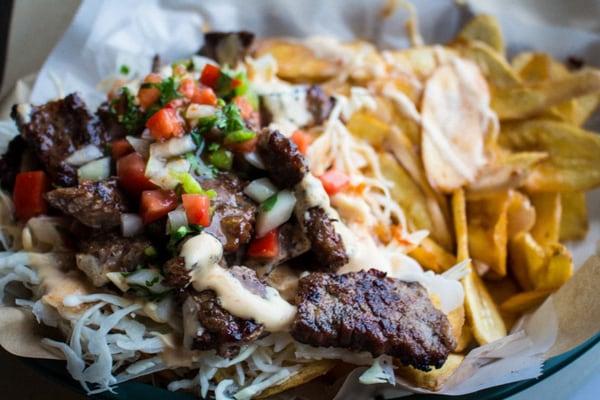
261,193,278,212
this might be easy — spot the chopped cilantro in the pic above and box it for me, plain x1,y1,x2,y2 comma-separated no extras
110,87,144,133
208,148,233,171
145,276,160,287
141,76,182,106
185,152,216,178
261,193,278,211
119,64,130,75
144,246,157,258
167,224,203,252
208,142,221,152
225,129,256,144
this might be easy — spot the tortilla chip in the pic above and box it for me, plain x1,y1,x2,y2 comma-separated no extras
499,119,600,192
559,191,589,241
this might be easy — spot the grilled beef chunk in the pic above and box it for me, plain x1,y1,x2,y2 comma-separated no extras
183,266,266,357
199,31,255,67
291,269,456,371
303,207,348,270
76,233,152,287
0,136,27,190
306,85,334,125
202,173,257,253
257,129,308,188
45,178,127,230
10,94,111,186
163,256,190,289
245,220,311,272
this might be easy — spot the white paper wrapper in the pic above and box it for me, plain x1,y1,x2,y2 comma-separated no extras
4,0,600,397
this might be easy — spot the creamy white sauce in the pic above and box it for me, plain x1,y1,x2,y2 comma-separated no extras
181,233,297,332
16,104,33,124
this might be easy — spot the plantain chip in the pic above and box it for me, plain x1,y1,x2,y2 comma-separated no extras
534,243,574,290
559,191,589,241
506,191,536,239
253,39,338,83
457,41,520,89
421,58,493,193
384,46,454,80
454,325,474,353
529,192,562,246
396,354,464,391
455,14,505,55
513,52,568,83
409,237,457,273
256,360,337,399
452,189,507,345
499,119,600,192
508,232,546,290
466,151,547,197
378,152,436,236
347,110,390,148
500,290,553,314
492,70,600,120
467,193,510,277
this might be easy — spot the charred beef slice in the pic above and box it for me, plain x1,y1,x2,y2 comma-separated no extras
10,93,112,186
0,136,28,190
256,129,308,188
291,269,456,371
202,173,257,253
76,233,152,287
199,31,255,67
306,85,334,125
183,266,265,357
303,207,348,271
163,256,190,289
45,178,127,230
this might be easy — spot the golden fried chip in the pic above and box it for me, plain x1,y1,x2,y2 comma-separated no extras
559,191,589,241
256,360,337,399
409,237,457,273
508,232,546,290
454,325,474,353
499,119,600,192
546,94,600,126
396,354,464,391
492,70,600,120
467,193,510,277
253,39,338,83
456,14,505,55
466,152,547,196
447,305,466,345
457,41,520,89
534,243,574,290
421,58,493,193
384,46,452,80
452,189,507,345
347,110,390,148
500,290,553,314
529,192,561,246
513,52,568,83
506,191,536,239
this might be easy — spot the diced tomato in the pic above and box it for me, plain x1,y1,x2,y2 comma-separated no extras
192,87,218,106
138,73,162,109
291,130,312,155
319,169,350,196
13,171,48,221
231,78,242,89
178,78,196,99
146,107,185,140
247,229,279,259
200,64,220,89
117,152,157,197
140,190,178,224
233,96,254,119
111,139,134,159
182,194,211,227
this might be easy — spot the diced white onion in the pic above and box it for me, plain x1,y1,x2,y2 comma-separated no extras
121,213,143,237
125,268,169,294
77,157,110,181
126,136,150,158
244,152,266,169
141,128,153,140
150,135,195,158
256,190,296,237
167,209,188,232
106,272,130,292
244,178,278,203
66,145,103,166
186,104,216,120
